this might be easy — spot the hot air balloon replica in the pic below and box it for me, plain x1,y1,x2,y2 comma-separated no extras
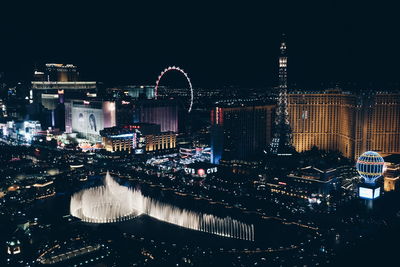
356,151,384,200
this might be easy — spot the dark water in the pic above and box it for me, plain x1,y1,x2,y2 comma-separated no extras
114,215,311,249
30,174,314,250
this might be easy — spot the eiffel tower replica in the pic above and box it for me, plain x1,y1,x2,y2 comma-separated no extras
270,34,294,156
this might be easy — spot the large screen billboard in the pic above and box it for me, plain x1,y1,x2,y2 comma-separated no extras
359,186,381,199
359,187,373,199
72,106,104,136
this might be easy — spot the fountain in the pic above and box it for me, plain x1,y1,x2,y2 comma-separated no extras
70,172,255,241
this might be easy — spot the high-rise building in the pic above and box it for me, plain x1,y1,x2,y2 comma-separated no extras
355,92,400,157
65,99,116,141
288,89,400,160
133,99,179,133
34,63,79,82
31,64,98,110
210,101,275,164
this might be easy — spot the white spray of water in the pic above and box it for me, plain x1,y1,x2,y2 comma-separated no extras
70,172,255,241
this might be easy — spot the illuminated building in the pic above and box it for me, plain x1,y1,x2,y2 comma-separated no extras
184,162,218,177
107,85,155,99
210,101,275,164
100,123,176,153
114,100,134,126
40,63,79,82
288,89,400,160
288,89,356,158
101,126,140,153
145,132,176,152
65,100,116,141
31,180,56,199
218,159,264,175
383,154,400,192
6,239,21,255
31,63,98,110
1,120,41,143
179,147,211,162
267,166,338,201
356,92,400,158
32,81,98,109
133,99,179,133
384,175,399,192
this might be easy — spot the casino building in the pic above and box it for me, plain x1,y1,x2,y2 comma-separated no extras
32,64,98,110
288,89,400,160
30,63,100,130
100,123,176,154
65,99,116,142
133,99,179,133
267,166,339,201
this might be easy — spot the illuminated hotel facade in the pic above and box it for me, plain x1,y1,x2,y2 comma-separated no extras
288,89,400,160
211,101,275,164
32,63,98,110
133,99,179,133
100,124,176,154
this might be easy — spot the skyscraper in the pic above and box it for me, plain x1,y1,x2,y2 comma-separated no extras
211,101,275,164
133,99,179,133
288,88,356,158
31,63,98,110
287,89,400,160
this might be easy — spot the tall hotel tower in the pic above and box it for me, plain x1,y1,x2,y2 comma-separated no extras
271,34,293,155
287,89,400,160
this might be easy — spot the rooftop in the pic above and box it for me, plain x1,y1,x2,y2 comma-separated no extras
384,154,400,164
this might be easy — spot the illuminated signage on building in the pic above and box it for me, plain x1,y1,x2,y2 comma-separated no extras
359,186,381,199
184,166,218,176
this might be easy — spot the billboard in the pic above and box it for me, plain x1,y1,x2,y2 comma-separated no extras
71,101,116,140
374,187,380,198
359,186,381,199
359,187,373,199
72,107,104,136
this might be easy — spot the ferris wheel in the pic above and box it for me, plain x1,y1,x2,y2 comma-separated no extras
155,66,194,113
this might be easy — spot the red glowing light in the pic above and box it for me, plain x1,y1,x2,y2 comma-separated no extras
197,169,205,176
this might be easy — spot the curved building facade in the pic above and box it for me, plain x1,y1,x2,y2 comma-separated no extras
288,89,400,160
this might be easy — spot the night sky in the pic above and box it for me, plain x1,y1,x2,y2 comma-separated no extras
0,1,398,88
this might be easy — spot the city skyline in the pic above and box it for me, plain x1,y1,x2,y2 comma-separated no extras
1,2,400,267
